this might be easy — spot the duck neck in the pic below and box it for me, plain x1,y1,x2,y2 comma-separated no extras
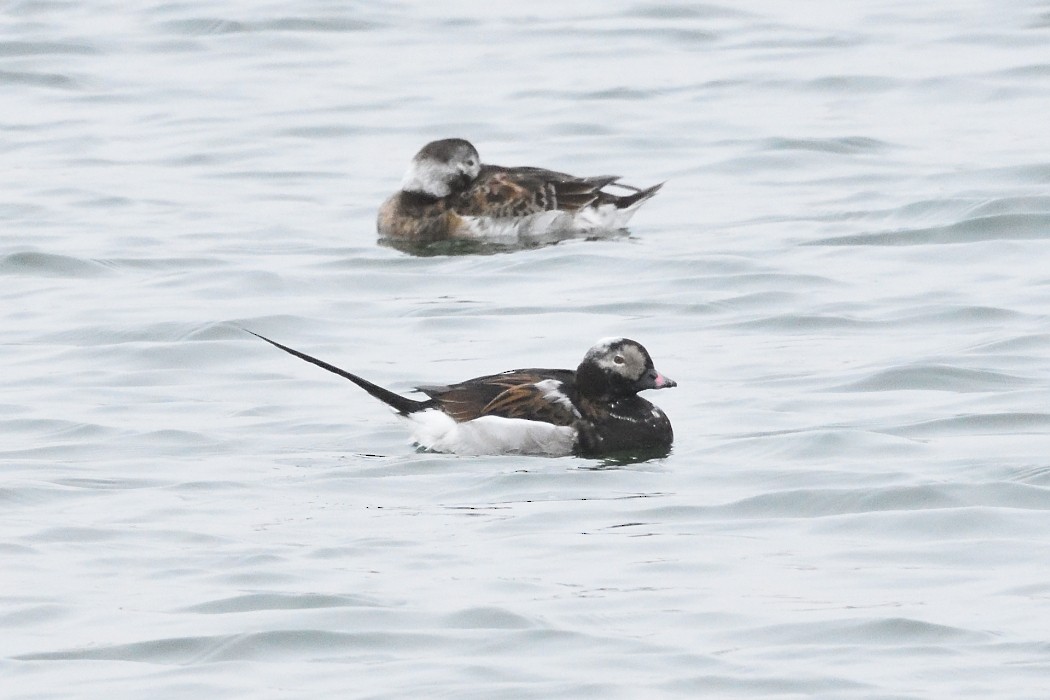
575,363,631,402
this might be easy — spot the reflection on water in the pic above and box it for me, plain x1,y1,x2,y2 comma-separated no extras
379,227,633,256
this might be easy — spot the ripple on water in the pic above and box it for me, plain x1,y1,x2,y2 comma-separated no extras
0,41,99,57
0,251,112,277
964,195,1050,217
17,629,452,664
811,213,1050,246
759,136,892,155
886,412,1050,438
182,592,389,614
1002,465,1050,486
441,606,538,630
0,603,69,627
834,365,1031,393
0,69,78,89
640,482,1050,524
5,1,1050,697
729,616,993,647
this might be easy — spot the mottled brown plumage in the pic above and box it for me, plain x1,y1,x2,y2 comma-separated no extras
377,138,662,243
376,190,464,242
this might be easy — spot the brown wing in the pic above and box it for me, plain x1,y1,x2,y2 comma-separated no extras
479,382,579,426
417,369,578,426
501,166,664,211
453,166,622,217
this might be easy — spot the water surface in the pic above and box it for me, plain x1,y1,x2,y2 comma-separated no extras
4,1,1050,697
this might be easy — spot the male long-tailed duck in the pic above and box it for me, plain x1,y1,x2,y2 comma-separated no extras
377,138,663,243
250,332,676,458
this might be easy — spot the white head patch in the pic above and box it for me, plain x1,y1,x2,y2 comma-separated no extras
400,139,481,198
585,337,648,380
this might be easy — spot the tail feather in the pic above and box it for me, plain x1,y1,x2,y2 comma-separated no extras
579,175,621,189
613,181,664,209
248,331,426,415
552,179,600,211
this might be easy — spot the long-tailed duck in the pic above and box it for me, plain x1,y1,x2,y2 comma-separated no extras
250,332,676,458
377,138,663,244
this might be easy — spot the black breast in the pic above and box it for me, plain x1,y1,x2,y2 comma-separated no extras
574,396,674,458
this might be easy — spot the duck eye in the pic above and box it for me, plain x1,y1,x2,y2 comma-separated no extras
613,355,625,365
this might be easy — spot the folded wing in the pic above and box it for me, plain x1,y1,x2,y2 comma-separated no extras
417,369,578,426
455,166,659,218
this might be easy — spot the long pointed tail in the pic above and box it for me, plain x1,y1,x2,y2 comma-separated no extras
614,181,664,209
247,331,426,415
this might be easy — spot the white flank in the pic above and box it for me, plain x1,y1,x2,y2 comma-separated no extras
458,211,576,244
572,199,647,231
404,409,577,456
458,196,650,243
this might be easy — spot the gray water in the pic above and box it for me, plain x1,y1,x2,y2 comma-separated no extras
4,1,1050,697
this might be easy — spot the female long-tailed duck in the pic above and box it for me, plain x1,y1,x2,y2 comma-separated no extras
250,332,676,458
377,138,663,244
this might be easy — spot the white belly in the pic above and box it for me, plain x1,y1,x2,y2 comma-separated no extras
404,410,577,456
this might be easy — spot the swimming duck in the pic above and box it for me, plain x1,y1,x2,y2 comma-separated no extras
377,138,663,243
251,332,676,457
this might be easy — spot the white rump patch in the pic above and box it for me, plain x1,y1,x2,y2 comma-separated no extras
404,409,577,456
